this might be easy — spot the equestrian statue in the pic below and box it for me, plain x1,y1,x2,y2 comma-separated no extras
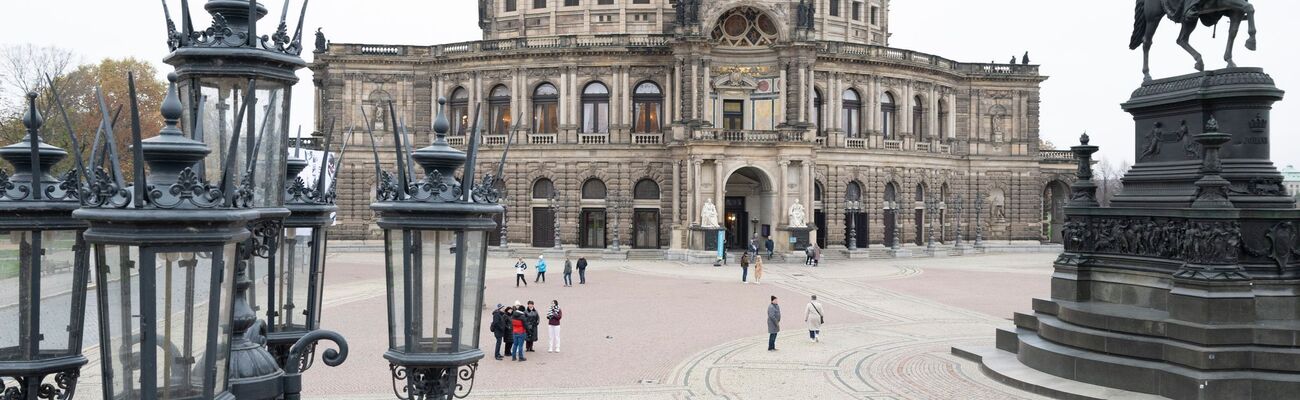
1130,0,1258,82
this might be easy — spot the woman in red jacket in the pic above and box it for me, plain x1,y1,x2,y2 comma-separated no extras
511,306,528,361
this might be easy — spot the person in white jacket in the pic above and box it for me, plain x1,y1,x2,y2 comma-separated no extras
806,295,824,342
514,258,528,287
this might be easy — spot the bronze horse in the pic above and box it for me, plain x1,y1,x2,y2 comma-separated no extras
1130,0,1257,82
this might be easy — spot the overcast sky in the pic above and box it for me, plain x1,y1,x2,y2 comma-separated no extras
2,1,1296,168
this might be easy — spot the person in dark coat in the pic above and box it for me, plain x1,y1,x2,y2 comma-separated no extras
491,304,508,360
740,253,750,283
764,237,774,258
576,257,589,284
524,300,541,352
563,258,574,287
767,296,781,351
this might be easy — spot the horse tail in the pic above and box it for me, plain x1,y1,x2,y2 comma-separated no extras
1129,0,1146,50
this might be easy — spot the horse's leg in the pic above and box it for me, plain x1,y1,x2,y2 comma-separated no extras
1176,21,1204,71
1144,13,1161,82
1245,3,1257,50
1225,12,1242,68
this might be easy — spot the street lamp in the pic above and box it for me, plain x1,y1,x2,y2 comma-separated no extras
0,93,89,399
77,73,262,400
925,196,937,251
844,200,861,250
371,98,502,399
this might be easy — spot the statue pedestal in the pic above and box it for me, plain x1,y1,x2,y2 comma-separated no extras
781,226,813,252
689,225,725,253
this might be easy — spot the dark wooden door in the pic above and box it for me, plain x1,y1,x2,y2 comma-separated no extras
883,210,897,246
814,210,827,248
914,209,924,245
633,209,660,249
488,212,503,246
531,207,554,248
579,209,607,248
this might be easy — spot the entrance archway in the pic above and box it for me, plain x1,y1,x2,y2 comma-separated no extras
1043,181,1069,243
883,182,900,246
531,178,556,248
579,178,608,248
723,166,775,251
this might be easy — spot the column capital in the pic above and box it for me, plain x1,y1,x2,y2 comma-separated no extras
778,160,791,167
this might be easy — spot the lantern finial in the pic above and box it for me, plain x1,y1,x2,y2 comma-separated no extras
22,92,43,133
433,96,449,142
159,73,185,137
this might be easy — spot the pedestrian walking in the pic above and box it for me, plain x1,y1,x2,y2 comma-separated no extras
563,258,573,287
510,304,527,361
806,295,824,343
577,257,589,284
534,255,548,283
765,237,775,258
812,243,822,267
767,296,781,351
491,304,508,360
804,245,815,266
739,253,750,283
753,255,764,284
547,300,563,352
524,301,540,352
514,258,528,287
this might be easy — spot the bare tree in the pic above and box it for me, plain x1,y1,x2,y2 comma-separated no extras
1094,157,1131,206
0,44,77,108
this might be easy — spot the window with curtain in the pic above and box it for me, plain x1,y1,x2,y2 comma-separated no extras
632,81,663,134
488,85,512,135
813,88,824,136
582,82,610,134
881,92,897,139
450,87,469,136
841,89,861,138
913,95,927,138
937,100,948,140
532,83,559,134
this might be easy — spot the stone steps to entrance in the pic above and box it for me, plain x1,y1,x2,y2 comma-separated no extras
951,345,1163,400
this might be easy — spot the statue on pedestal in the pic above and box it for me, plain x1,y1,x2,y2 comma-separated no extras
789,199,808,228
1130,0,1259,81
701,198,720,228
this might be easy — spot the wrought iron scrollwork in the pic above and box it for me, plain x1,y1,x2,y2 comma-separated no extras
249,219,283,259
407,169,463,202
471,174,503,204
85,167,131,208
377,171,403,202
0,370,79,400
0,168,27,200
390,362,478,400
45,170,81,201
146,167,225,209
286,176,313,203
189,13,248,49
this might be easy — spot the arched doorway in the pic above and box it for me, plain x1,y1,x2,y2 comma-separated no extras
914,183,927,245
883,182,899,246
633,179,661,249
844,181,868,249
1043,181,1069,243
723,167,775,251
531,178,556,248
579,178,607,248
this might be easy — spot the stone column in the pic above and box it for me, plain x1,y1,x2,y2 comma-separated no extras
779,59,790,125
673,160,682,225
703,57,713,124
779,160,790,226
802,63,812,124
622,66,632,132
805,159,816,241
690,58,699,120
570,66,579,125
713,157,726,217
691,159,702,224
559,67,569,128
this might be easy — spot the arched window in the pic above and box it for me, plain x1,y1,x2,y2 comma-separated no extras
880,92,897,139
532,178,555,199
450,87,470,136
937,99,949,140
815,181,824,202
941,183,950,202
581,178,607,200
846,181,862,201
532,83,559,134
913,95,927,138
488,85,512,135
634,179,660,199
915,183,926,204
813,88,824,137
581,82,610,134
632,81,663,134
841,89,861,138
711,7,779,47
884,182,898,206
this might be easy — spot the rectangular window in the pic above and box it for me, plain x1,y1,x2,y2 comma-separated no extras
634,0,650,3
490,104,512,135
505,0,517,12
534,0,546,9
598,0,613,5
852,2,862,21
533,103,558,134
583,102,609,133
633,101,662,133
829,0,840,17
723,100,745,130
565,0,579,6
870,6,879,25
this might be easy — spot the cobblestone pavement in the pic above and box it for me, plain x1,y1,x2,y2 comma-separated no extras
298,252,1055,400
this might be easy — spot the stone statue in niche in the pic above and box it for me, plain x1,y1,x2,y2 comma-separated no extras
701,198,720,228
789,199,808,228
990,190,1007,221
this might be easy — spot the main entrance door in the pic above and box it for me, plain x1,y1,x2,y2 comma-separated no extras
724,196,748,250
814,210,827,248
579,209,607,248
883,209,897,246
914,209,924,245
844,212,869,248
532,207,555,248
633,209,660,249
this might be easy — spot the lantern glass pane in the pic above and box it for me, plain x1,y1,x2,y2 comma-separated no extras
215,244,237,395
0,231,29,359
190,78,289,207
417,230,456,353
96,244,140,399
310,229,328,329
275,227,315,332
385,229,406,350
149,247,226,399
36,230,82,357
457,230,488,351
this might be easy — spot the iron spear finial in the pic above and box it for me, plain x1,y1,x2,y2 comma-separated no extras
159,73,185,137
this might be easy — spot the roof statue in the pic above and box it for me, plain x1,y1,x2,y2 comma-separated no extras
1131,0,1258,82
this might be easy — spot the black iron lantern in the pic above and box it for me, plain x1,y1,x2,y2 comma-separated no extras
371,98,503,399
76,73,260,400
0,92,89,399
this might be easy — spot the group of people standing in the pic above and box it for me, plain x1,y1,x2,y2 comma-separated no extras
766,294,826,351
739,253,765,284
515,255,589,287
491,300,564,361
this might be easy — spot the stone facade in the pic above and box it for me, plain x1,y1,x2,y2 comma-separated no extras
310,0,1075,252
